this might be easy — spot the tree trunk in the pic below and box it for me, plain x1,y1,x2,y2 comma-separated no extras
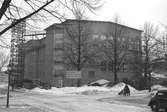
114,22,118,83
77,20,81,87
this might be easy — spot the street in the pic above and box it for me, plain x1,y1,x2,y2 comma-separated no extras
0,88,152,112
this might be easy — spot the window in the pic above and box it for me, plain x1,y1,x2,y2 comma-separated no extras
108,61,113,71
88,71,95,78
100,61,107,71
54,33,63,39
100,34,107,40
109,36,113,40
92,34,99,39
54,43,64,49
120,63,128,72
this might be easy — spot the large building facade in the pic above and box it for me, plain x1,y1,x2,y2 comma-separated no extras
24,19,142,87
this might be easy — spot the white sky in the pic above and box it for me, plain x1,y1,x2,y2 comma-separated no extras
1,0,166,32
89,0,167,31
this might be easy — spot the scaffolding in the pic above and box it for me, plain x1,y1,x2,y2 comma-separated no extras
9,20,26,87
8,19,46,87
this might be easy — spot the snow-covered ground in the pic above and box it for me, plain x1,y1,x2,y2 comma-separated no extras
0,82,153,112
151,84,167,91
151,72,167,79
32,86,110,95
30,82,138,96
142,72,167,79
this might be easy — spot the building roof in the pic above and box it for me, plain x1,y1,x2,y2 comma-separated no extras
45,19,143,32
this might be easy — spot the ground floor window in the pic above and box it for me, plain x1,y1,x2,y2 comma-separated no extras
88,71,95,78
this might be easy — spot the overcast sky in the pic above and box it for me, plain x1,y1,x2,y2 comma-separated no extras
0,0,167,59
1,0,167,36
88,0,167,31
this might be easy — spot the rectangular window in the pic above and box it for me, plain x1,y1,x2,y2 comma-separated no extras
54,43,64,49
88,71,95,78
54,33,63,39
100,61,107,71
92,34,99,39
121,63,128,72
108,61,113,71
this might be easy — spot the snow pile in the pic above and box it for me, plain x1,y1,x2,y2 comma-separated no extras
31,82,139,95
90,79,110,85
110,82,137,93
151,72,167,79
31,86,111,95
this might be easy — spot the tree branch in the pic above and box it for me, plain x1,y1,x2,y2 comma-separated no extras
0,0,12,20
0,0,54,36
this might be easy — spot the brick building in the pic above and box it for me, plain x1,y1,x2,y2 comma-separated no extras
24,19,142,87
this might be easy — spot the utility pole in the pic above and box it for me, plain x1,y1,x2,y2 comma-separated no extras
6,64,11,108
148,66,152,92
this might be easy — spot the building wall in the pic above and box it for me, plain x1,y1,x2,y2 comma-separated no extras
36,40,46,82
0,72,8,84
24,39,47,83
24,20,142,87
61,20,142,87
52,28,65,87
63,67,135,86
24,44,39,80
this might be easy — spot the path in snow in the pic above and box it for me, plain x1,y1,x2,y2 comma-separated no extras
0,89,152,112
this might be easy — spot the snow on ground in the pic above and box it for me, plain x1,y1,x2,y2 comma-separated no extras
151,84,167,91
151,72,167,79
31,86,111,95
110,82,137,93
31,82,139,96
0,82,152,112
142,72,167,79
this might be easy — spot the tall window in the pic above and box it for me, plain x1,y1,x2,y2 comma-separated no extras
88,71,95,78
108,61,113,71
100,61,107,71
119,63,128,72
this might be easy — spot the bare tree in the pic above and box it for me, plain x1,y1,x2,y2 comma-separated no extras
63,19,100,86
64,21,99,69
151,24,167,70
0,52,9,72
101,16,130,83
142,22,159,90
62,3,100,86
0,0,103,47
